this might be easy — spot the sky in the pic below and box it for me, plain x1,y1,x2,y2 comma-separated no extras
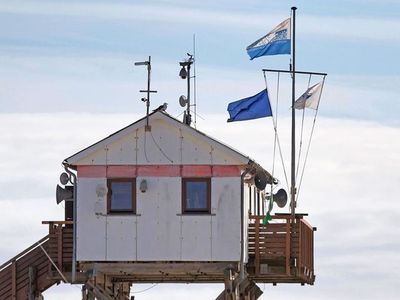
0,0,399,299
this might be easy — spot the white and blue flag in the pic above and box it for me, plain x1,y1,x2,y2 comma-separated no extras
294,82,323,110
246,18,291,60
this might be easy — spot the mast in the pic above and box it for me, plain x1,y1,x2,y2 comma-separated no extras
290,7,297,221
135,56,157,131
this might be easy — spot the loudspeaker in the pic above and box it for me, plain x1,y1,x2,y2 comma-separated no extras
56,185,74,204
254,170,267,191
271,189,288,208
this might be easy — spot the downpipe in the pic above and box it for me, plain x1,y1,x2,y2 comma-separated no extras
63,161,77,283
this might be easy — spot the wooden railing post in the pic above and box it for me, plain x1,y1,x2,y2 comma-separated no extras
285,218,290,276
57,225,63,270
299,219,303,274
255,219,260,275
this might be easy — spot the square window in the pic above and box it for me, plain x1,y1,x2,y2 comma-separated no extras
182,178,211,214
107,179,136,214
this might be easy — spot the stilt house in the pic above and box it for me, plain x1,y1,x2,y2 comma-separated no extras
0,110,315,299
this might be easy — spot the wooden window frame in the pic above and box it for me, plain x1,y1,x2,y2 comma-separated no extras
182,178,211,214
107,178,136,214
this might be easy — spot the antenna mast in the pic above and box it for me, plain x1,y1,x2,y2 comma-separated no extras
290,7,297,221
135,56,157,131
193,34,197,128
179,54,194,126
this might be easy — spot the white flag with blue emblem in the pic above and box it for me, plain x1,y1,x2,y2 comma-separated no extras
294,82,323,110
246,18,291,60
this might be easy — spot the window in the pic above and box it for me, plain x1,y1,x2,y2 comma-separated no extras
182,178,211,214
107,178,136,214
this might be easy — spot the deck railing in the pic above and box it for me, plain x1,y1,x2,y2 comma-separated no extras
248,214,315,284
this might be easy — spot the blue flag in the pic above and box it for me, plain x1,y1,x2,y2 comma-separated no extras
227,89,272,122
246,18,291,60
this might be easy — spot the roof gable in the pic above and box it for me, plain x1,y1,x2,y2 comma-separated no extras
65,111,252,167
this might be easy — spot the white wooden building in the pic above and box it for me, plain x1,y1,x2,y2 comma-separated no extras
0,109,315,300
64,110,271,264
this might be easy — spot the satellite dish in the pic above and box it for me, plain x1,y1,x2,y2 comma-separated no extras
59,172,70,185
179,95,187,107
56,185,74,204
254,170,267,190
273,189,288,208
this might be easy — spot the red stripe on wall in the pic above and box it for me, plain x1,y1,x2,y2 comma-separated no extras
137,165,181,177
107,165,137,177
77,166,106,177
181,165,212,177
212,165,241,177
77,165,242,178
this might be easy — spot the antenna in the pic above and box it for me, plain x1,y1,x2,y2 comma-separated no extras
134,56,157,131
193,34,197,128
178,53,194,126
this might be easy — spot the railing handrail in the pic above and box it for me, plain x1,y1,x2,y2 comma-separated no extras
42,220,73,225
249,214,305,221
0,234,49,271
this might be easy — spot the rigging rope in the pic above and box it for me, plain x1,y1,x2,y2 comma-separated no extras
295,76,326,202
295,74,312,183
263,71,290,192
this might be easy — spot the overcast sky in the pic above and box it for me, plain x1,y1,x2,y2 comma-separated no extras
0,1,399,299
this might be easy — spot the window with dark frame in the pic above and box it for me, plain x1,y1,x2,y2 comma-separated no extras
107,178,136,214
182,178,211,214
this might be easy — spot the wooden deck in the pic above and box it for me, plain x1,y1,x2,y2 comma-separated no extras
247,214,315,285
0,214,315,299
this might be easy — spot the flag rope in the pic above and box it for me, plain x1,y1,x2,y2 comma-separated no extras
295,74,312,183
295,76,326,203
263,71,290,192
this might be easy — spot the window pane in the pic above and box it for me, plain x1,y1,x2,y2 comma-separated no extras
186,181,208,210
111,182,132,210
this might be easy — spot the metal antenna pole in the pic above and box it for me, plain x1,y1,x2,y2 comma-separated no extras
193,34,197,128
179,53,193,126
135,56,157,131
186,60,191,123
291,7,297,221
146,56,151,127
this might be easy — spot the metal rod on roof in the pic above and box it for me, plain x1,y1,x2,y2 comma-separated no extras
135,56,157,131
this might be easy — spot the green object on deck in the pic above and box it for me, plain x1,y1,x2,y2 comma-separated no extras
263,212,272,225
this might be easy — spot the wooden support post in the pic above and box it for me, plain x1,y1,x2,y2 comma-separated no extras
28,266,37,300
285,219,291,276
11,259,17,300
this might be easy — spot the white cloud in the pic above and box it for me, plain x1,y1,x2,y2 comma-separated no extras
0,113,399,299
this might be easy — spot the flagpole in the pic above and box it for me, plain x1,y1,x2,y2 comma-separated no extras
291,6,297,222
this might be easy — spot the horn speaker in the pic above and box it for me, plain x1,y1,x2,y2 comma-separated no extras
56,185,74,204
271,189,288,208
254,170,267,191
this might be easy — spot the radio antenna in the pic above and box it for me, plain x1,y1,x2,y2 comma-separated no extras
178,53,194,126
134,56,157,131
193,34,197,128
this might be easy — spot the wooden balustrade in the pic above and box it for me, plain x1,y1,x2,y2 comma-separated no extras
248,214,315,284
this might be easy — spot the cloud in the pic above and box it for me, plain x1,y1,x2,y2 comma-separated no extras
0,113,399,299
1,54,399,128
0,1,399,42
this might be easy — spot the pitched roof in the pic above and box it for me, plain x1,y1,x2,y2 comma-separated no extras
64,111,265,174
